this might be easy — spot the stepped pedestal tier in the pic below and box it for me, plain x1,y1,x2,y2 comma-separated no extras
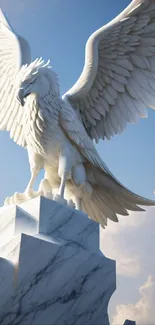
0,196,136,324
0,196,116,325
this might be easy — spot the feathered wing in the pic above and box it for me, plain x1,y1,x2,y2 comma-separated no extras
0,9,31,147
81,165,155,228
63,0,155,142
60,0,155,226
60,100,155,228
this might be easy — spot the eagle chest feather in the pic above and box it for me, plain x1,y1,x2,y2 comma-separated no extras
24,93,60,155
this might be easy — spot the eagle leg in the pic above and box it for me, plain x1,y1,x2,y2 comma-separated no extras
53,173,68,206
4,151,42,206
52,147,72,205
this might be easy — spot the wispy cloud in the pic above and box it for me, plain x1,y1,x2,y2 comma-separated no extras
100,207,155,324
112,276,155,325
100,207,155,277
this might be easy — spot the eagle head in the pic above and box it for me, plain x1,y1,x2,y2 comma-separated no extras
17,58,59,106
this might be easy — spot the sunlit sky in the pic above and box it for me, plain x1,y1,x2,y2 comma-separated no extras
0,1,155,324
0,0,155,206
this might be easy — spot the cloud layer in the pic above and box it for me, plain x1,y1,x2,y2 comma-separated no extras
100,207,155,277
100,207,155,324
112,276,155,325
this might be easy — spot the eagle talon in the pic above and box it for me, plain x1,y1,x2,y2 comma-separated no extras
53,194,67,206
25,188,41,199
67,199,76,209
38,179,53,199
4,189,41,206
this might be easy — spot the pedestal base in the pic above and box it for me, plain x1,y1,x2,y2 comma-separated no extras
0,197,115,325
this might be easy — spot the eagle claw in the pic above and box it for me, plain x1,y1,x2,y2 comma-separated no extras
4,189,41,206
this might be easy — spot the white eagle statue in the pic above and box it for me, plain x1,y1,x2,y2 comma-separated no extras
0,0,155,228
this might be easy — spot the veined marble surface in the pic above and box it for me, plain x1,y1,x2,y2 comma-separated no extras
0,234,115,325
0,197,116,324
0,197,100,253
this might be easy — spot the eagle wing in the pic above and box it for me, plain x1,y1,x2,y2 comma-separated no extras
0,9,31,147
62,0,155,142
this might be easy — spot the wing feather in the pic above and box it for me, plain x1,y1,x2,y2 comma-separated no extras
62,0,155,141
0,9,31,146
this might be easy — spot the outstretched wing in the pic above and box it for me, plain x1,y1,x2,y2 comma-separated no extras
63,0,155,142
0,9,31,147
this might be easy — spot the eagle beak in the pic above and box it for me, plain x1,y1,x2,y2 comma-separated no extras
17,87,31,106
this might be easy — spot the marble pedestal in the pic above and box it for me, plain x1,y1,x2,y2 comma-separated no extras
0,196,115,325
0,196,135,325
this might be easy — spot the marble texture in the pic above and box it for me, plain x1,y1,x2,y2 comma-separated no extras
0,258,15,312
0,196,116,325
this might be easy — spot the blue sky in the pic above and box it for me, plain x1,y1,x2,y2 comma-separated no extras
1,0,155,206
0,1,155,324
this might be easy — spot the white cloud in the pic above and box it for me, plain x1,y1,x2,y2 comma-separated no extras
100,207,155,277
112,276,155,325
100,207,155,323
